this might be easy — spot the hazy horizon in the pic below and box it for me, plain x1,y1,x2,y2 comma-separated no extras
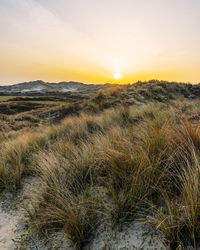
0,78,199,87
1,0,200,85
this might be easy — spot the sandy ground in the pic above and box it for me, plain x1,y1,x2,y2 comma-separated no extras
0,205,19,249
0,179,35,250
0,178,167,250
87,222,167,250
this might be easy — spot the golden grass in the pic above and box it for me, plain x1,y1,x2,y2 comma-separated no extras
0,99,200,248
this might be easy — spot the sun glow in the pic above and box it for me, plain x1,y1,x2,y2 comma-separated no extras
1,1,200,84
114,72,121,80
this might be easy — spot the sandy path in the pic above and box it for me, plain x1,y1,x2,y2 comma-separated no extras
0,177,41,250
0,207,19,250
0,179,34,250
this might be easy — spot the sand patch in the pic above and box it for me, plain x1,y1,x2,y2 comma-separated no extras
0,207,19,249
88,221,167,250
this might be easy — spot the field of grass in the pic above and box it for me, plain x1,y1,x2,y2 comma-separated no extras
0,96,22,101
0,81,200,249
0,96,70,104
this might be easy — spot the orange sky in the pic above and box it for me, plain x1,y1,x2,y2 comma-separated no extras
1,0,200,85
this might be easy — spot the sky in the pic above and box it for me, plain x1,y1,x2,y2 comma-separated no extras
0,0,200,85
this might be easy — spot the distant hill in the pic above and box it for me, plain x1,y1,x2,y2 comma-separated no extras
0,80,199,100
0,80,88,94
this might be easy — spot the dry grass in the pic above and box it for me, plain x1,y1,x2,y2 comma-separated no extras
0,98,200,248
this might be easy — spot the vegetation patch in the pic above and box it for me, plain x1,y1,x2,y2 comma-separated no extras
0,81,200,249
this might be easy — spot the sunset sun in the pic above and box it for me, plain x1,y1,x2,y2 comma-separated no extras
114,72,121,80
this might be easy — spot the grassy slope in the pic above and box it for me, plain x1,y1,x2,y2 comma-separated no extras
0,81,200,249
0,80,199,132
